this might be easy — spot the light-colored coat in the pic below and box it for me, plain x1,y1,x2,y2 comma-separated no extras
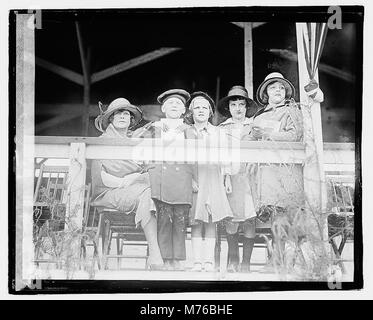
248,103,304,210
186,123,233,224
218,117,257,221
90,125,153,226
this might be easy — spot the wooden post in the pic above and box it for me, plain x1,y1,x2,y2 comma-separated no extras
15,13,35,289
75,22,91,136
84,47,91,135
295,23,328,242
215,75,220,105
244,22,253,98
64,143,86,230
212,76,220,125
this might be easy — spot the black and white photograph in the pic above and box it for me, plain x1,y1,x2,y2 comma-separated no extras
4,1,369,297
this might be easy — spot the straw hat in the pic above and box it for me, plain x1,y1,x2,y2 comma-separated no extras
94,98,142,132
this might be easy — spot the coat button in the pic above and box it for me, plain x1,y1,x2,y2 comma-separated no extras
163,166,167,170
176,167,179,171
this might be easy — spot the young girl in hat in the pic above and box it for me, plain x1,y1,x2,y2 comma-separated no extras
217,85,260,273
91,97,163,269
185,92,234,272
249,72,304,214
248,72,319,271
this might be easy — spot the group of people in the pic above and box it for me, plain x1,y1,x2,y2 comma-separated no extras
90,72,320,272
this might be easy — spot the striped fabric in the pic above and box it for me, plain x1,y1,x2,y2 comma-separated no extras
301,23,328,81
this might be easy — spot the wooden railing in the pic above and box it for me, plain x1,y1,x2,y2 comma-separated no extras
34,136,355,228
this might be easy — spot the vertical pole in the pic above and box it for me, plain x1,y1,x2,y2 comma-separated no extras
296,23,328,243
15,13,36,288
244,22,253,98
212,76,220,125
64,143,86,230
76,22,90,136
215,75,220,105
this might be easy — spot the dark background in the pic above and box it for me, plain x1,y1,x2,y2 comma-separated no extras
34,9,360,141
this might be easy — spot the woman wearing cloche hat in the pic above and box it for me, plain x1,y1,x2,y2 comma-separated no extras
94,97,143,133
91,97,164,269
247,72,306,272
252,72,303,142
217,85,259,273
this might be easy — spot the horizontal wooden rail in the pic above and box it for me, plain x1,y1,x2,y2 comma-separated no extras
32,136,356,231
33,136,355,166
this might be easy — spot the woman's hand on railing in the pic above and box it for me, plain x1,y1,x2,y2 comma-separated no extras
140,164,156,173
251,125,266,140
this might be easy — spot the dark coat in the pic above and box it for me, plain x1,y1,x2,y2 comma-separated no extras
148,163,194,206
144,121,195,206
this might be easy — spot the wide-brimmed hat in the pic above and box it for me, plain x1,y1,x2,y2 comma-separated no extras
186,91,215,114
157,89,190,105
217,85,258,118
94,97,143,132
256,72,295,106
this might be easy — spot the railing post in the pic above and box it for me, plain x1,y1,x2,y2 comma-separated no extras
296,23,328,244
244,22,254,98
15,12,35,289
64,142,86,230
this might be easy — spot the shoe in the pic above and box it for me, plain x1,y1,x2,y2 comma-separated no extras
227,262,239,273
204,262,214,272
191,262,203,272
239,263,251,273
163,260,174,271
172,260,185,271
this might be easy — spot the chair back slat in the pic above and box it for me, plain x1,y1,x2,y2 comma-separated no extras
326,175,354,214
34,164,70,206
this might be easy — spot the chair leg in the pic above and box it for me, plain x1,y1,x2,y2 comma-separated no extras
90,239,101,271
330,236,346,274
145,245,150,270
103,220,111,270
34,243,41,268
116,236,121,269
80,238,86,270
338,234,347,256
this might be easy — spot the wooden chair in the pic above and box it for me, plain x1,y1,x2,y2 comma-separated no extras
33,164,69,266
33,164,69,227
33,165,95,269
80,183,101,270
327,178,354,273
90,205,149,270
214,217,272,271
